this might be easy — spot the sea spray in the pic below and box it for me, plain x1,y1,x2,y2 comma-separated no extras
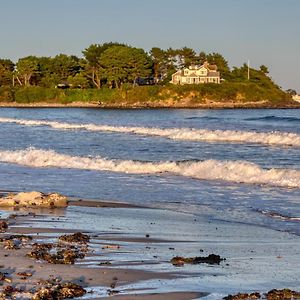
0,117,300,147
0,148,300,188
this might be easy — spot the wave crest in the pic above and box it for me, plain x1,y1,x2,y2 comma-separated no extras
0,117,300,147
0,148,299,188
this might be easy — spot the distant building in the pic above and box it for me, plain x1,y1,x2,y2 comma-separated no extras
171,62,220,85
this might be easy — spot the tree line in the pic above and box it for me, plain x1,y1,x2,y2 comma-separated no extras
0,42,273,90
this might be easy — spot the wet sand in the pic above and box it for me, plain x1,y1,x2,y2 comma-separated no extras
0,199,205,299
1,197,300,299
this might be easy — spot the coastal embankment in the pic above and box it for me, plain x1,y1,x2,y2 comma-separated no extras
0,83,299,109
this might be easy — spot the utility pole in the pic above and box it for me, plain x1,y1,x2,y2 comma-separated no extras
247,60,250,80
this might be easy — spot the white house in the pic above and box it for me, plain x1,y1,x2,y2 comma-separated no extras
171,62,220,85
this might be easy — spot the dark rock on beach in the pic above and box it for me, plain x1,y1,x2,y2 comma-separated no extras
223,292,261,299
223,289,300,299
171,254,225,266
59,232,90,244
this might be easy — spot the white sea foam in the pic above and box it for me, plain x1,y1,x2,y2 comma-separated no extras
0,117,300,147
0,148,299,188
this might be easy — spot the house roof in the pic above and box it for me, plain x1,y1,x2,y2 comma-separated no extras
207,71,220,77
188,72,198,77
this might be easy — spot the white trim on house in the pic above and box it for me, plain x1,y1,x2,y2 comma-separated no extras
171,62,221,85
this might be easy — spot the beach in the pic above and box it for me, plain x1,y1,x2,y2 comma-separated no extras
1,196,300,299
0,108,300,299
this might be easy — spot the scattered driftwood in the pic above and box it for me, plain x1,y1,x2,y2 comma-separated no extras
0,191,68,208
102,244,120,250
171,254,225,266
223,289,300,300
16,271,33,280
0,272,11,283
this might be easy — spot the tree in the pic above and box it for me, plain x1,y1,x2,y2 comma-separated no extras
82,42,124,89
16,56,39,86
50,54,81,82
0,59,14,86
177,47,197,68
67,73,90,88
99,45,152,88
150,47,168,82
286,89,297,96
198,51,207,65
206,52,230,79
260,65,269,74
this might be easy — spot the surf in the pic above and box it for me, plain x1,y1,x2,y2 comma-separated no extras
1,117,300,147
0,147,299,188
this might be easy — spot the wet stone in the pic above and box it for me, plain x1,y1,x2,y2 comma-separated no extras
27,235,88,265
58,232,90,244
223,289,300,300
223,292,261,299
266,289,300,299
171,254,225,266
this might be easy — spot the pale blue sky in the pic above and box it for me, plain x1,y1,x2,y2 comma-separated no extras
0,0,299,90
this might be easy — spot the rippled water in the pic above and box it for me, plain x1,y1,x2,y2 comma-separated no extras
0,108,299,235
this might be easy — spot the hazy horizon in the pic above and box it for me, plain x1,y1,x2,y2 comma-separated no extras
1,0,299,91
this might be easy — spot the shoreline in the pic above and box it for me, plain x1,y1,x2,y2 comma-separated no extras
1,195,300,299
0,199,205,300
0,101,300,109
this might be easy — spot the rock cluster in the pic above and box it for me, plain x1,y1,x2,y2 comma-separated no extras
27,233,89,265
171,254,225,266
0,191,68,208
223,289,300,299
0,277,86,299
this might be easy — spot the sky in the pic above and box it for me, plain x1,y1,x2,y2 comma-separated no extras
0,0,299,90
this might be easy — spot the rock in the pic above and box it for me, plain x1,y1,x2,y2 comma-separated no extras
27,237,87,265
0,191,68,208
171,254,225,266
223,289,300,300
223,292,261,299
32,278,86,299
59,232,90,244
266,289,300,299
0,235,33,250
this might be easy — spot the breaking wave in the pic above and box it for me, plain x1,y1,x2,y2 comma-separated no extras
0,117,300,147
0,148,300,188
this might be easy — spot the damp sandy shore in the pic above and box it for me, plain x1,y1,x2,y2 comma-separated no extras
0,199,205,300
1,197,300,299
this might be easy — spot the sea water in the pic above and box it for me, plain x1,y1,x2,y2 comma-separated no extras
0,108,299,236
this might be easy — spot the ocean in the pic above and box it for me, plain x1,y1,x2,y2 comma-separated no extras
0,108,299,236
1,108,300,298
